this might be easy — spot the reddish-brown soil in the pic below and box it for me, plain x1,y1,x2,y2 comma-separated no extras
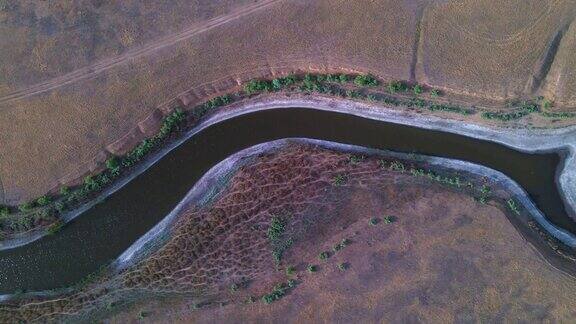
3,143,575,322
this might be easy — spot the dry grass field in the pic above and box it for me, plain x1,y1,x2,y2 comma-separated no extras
418,0,576,101
0,0,576,207
3,143,574,322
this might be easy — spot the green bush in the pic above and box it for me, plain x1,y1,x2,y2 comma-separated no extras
542,99,553,109
542,111,576,119
272,78,282,91
268,216,287,241
106,157,120,171
286,265,296,276
36,196,51,206
244,79,272,94
307,265,318,273
55,201,66,212
338,263,348,271
383,216,395,224
332,174,348,186
338,74,349,83
281,74,298,85
318,251,330,261
369,217,379,226
388,81,408,93
18,202,33,213
413,84,423,95
430,89,440,98
47,220,64,235
354,74,379,87
428,103,474,115
262,282,290,304
59,186,70,196
507,198,521,215
333,238,351,252
0,206,9,217
481,101,538,121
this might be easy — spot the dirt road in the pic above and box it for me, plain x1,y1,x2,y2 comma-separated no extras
0,0,282,105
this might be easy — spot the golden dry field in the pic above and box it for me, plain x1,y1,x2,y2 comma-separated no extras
0,0,575,205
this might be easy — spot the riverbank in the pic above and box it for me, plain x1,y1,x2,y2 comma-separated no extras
113,138,576,276
3,139,575,322
3,73,576,250
209,95,576,231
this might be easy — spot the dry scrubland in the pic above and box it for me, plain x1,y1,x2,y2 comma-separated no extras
0,0,576,202
2,143,575,322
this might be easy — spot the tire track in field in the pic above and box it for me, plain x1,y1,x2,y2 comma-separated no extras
0,0,283,105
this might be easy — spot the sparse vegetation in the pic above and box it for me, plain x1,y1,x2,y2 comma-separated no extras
261,280,295,305
285,265,296,276
481,101,539,121
332,174,348,186
387,80,408,93
338,262,348,271
318,251,330,261
428,103,474,115
47,220,64,235
307,265,318,273
333,238,351,252
267,215,292,264
383,215,395,224
507,198,521,215
36,196,51,207
413,84,423,95
2,71,572,242
354,74,379,87
137,311,148,320
106,157,120,171
18,202,33,213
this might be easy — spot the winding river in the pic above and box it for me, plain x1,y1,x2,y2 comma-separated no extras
0,106,574,294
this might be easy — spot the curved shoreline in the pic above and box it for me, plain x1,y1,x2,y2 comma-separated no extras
2,95,576,252
112,137,576,273
204,96,576,220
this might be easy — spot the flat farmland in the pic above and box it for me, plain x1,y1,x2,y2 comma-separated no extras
418,0,576,100
1,0,576,204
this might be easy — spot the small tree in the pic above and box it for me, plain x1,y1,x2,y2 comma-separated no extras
318,251,330,261
36,195,51,206
106,157,120,170
18,202,33,213
286,265,296,276
59,186,71,196
354,74,379,87
272,78,282,91
413,84,423,95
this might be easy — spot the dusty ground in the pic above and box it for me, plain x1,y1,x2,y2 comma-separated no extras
2,0,576,203
110,145,576,323
3,143,574,322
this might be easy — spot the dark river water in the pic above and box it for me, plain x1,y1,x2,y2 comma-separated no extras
0,108,571,294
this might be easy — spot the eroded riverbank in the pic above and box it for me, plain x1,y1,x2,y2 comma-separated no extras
2,139,575,323
0,102,575,294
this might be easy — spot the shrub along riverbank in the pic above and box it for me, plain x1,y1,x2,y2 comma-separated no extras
0,72,572,241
